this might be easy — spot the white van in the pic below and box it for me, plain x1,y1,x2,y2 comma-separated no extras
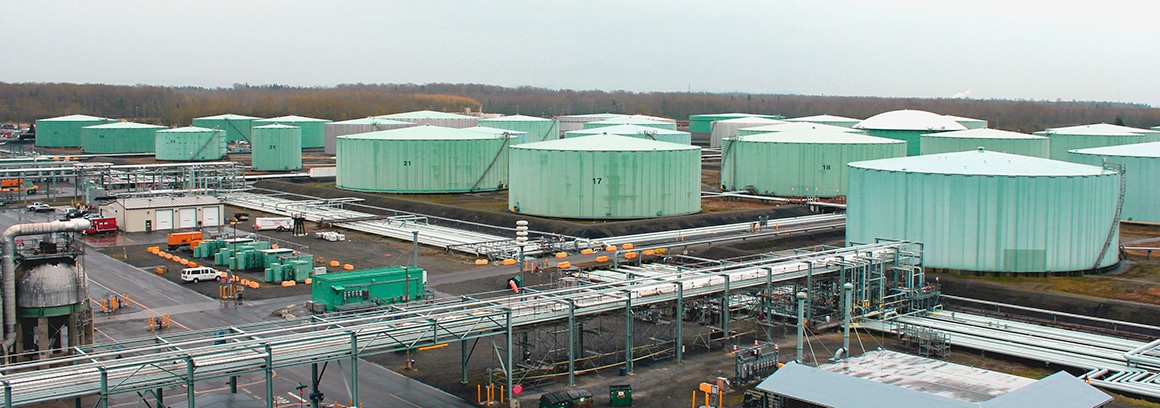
181,267,221,283
253,217,293,231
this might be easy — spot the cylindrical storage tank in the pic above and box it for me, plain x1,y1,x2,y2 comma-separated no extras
945,115,988,130
1068,141,1160,223
464,126,528,142
378,110,479,129
336,125,512,193
509,134,701,219
17,260,85,316
556,113,627,137
784,114,862,128
1034,123,1160,160
721,130,906,197
689,113,782,134
477,115,560,145
853,110,967,156
709,117,785,148
736,122,865,137
583,117,677,131
847,149,1121,273
920,128,1049,158
80,121,165,153
251,124,303,170
564,124,692,144
192,114,260,143
253,115,331,149
324,117,415,155
155,126,226,161
35,114,116,147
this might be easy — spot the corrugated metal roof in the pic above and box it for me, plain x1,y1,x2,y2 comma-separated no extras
757,362,975,408
253,124,300,130
1070,141,1160,157
736,129,906,144
158,126,218,133
850,148,1114,176
823,350,1034,402
463,126,528,136
378,110,476,119
118,195,222,210
854,110,968,131
195,113,260,120
715,117,784,125
786,114,862,123
921,128,1045,139
82,121,166,130
478,114,551,122
514,133,697,152
332,117,413,125
39,114,110,122
982,372,1111,408
740,122,864,133
567,124,689,135
341,124,511,140
255,115,329,123
1039,123,1158,136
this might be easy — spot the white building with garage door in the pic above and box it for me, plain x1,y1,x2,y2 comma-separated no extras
101,196,224,233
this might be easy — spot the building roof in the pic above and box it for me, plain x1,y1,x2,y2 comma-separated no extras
740,122,864,134
253,124,300,130
921,128,1045,139
714,117,784,126
1038,123,1159,136
117,196,222,210
157,126,219,134
515,133,698,152
82,121,166,130
1070,141,1160,158
378,110,476,119
195,113,260,120
758,362,976,408
821,350,1033,403
735,129,906,145
854,110,968,131
567,124,689,136
255,115,329,123
331,117,413,126
850,148,1115,176
39,114,110,122
981,371,1112,408
340,124,512,141
479,114,552,122
463,126,528,136
786,114,862,123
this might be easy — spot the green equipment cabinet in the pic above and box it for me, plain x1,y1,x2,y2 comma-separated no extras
609,385,632,407
311,266,426,312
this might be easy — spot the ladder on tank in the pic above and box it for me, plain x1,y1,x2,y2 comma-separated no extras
1093,162,1126,270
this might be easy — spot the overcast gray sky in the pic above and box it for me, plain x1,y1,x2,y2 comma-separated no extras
3,0,1158,106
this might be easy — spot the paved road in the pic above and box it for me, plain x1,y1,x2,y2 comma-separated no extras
0,209,472,407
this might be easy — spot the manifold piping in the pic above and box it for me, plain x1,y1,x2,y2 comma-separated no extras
2,218,91,354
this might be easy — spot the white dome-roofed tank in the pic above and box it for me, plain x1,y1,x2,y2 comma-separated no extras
853,110,967,156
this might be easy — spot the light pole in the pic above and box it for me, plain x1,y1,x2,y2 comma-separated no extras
515,220,528,283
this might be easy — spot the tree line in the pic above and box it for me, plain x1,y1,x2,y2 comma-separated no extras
1,82,1158,133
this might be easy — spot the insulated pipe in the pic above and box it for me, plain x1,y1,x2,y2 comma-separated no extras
843,282,853,360
795,291,806,364
2,218,91,354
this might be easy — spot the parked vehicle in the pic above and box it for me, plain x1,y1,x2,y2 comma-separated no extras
167,231,204,251
180,266,221,283
1,179,38,195
83,217,118,235
253,217,293,232
26,202,52,212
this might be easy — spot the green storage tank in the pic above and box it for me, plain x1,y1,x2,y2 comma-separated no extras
311,266,426,312
557,113,628,137
920,128,1049,158
736,122,865,137
192,113,260,143
1034,123,1160,160
847,149,1121,273
784,114,862,128
155,126,226,161
80,121,165,153
377,110,479,128
509,134,700,219
464,126,529,144
477,114,560,145
688,113,783,134
709,117,785,148
583,117,677,131
324,117,415,155
721,129,906,197
35,114,117,147
254,115,331,149
945,115,988,130
336,125,513,193
564,124,692,144
853,110,967,156
251,124,303,171
1068,141,1160,223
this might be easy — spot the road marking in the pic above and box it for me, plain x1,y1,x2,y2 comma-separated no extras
287,392,306,402
88,280,193,332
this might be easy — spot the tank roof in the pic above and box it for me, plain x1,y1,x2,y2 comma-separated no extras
736,129,906,144
715,117,784,125
253,124,300,130
516,133,698,151
39,114,110,122
854,110,968,131
922,128,1044,139
332,117,413,125
1070,141,1160,158
1039,123,1159,136
557,113,627,119
785,114,862,122
82,121,165,130
741,122,864,133
479,114,551,122
158,126,218,133
378,110,476,119
568,124,689,135
255,115,329,123
945,114,986,122
463,126,528,136
691,112,758,118
850,148,1114,176
342,124,512,140
195,113,260,120
590,117,675,126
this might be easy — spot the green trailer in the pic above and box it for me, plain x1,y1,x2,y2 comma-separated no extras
311,266,426,312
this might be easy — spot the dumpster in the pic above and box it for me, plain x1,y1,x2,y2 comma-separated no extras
609,384,632,407
566,389,593,408
538,392,569,408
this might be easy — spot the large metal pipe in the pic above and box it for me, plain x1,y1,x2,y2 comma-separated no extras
795,291,806,364
2,218,91,354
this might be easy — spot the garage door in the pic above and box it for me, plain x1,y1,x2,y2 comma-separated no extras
178,208,197,229
202,207,219,227
155,209,173,230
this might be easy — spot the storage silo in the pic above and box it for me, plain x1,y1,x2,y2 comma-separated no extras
1068,142,1160,223
736,122,865,137
556,113,627,136
784,114,862,128
254,115,331,149
378,110,479,129
251,124,302,171
80,121,165,153
920,128,1049,158
14,240,93,361
35,114,117,147
509,134,700,219
688,113,784,134
464,126,529,142
583,117,678,131
853,110,967,156
847,149,1121,273
709,117,785,148
192,113,260,143
324,117,415,155
721,129,906,197
155,126,226,161
336,125,512,193
564,124,692,144
945,115,988,130
477,115,560,145
1034,123,1160,160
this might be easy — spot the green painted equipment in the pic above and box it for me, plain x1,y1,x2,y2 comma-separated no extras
310,266,426,312
689,113,783,134
477,115,559,145
36,114,117,147
192,114,260,143
336,125,513,193
155,126,226,161
251,124,303,170
920,128,1048,158
609,385,632,407
1034,123,1160,160
80,122,165,153
254,115,331,149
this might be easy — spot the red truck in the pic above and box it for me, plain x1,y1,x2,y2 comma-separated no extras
83,217,118,235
